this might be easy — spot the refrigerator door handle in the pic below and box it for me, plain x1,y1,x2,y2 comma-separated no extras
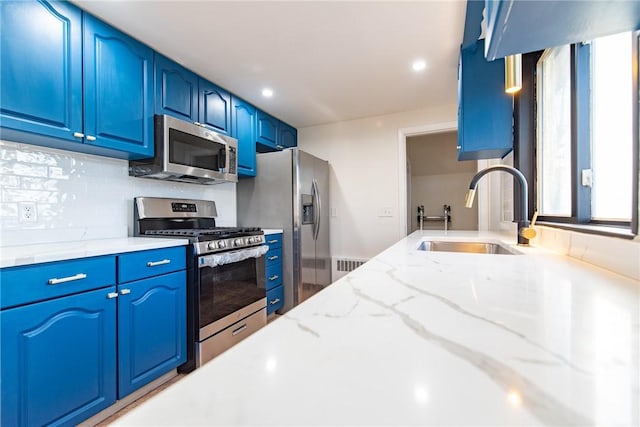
312,178,321,241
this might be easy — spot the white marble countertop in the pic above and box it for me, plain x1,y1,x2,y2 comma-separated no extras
113,230,640,426
0,237,189,268
262,228,284,235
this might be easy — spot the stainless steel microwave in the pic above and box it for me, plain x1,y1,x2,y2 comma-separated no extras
129,115,238,184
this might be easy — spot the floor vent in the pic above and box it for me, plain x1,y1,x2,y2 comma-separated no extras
332,257,368,281
336,258,366,272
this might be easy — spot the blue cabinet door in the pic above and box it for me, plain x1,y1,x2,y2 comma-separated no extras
457,39,513,161
0,0,83,144
231,96,257,176
256,110,280,151
1,286,117,427
117,270,186,398
279,121,297,148
198,78,231,135
154,54,198,122
83,14,154,159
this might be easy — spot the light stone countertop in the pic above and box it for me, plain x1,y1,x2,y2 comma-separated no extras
262,228,284,235
0,237,189,268
112,230,640,426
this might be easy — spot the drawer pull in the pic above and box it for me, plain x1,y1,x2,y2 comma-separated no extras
48,273,87,285
147,259,171,267
232,324,248,336
72,131,84,138
120,288,131,295
270,298,281,305
268,275,279,281
268,239,279,244
86,135,96,141
268,255,279,261
106,292,119,299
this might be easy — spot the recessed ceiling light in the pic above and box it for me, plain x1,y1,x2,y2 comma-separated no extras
412,59,427,72
262,88,274,98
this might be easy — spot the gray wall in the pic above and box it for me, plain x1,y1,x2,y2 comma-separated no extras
407,132,478,232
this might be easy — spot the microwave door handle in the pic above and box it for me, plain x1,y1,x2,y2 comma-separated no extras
219,147,226,172
312,179,321,241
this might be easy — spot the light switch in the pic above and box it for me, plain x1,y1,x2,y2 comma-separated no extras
581,169,593,187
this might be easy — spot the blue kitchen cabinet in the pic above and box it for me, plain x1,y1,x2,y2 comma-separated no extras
117,270,186,398
1,257,118,427
0,0,83,145
264,232,284,314
117,246,186,398
83,14,154,159
231,96,257,177
0,1,154,160
279,121,298,149
154,54,199,123
457,39,513,161
256,110,280,152
484,0,640,61
199,78,231,135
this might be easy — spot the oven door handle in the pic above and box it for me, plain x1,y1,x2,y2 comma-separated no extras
198,245,269,268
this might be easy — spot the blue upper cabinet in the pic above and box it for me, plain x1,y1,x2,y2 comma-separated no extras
0,1,154,160
484,0,640,60
279,121,297,149
198,78,231,135
0,0,83,144
256,110,280,151
231,96,257,177
154,54,198,123
83,14,154,158
457,39,513,161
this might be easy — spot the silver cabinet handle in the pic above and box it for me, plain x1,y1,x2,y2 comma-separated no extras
48,273,87,285
270,298,281,305
147,259,170,267
268,275,279,281
120,288,131,295
268,255,279,261
268,239,279,244
86,135,96,141
106,292,119,299
232,324,248,336
276,145,284,150
73,132,85,138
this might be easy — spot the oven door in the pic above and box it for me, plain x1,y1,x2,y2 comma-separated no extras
197,246,267,341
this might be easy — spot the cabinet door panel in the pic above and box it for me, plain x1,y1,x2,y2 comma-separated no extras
155,54,198,122
83,15,154,158
231,96,257,176
1,287,117,427
118,271,186,398
279,122,297,148
0,0,82,142
256,110,279,151
198,79,231,135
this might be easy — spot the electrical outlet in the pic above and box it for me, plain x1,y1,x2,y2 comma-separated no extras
378,207,393,217
19,202,38,223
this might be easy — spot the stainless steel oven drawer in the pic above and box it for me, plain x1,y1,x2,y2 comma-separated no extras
197,307,266,366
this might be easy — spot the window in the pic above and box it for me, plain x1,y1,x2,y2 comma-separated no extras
530,31,637,233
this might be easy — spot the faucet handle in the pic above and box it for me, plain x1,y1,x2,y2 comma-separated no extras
520,227,537,240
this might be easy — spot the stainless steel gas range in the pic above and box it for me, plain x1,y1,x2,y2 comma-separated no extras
133,197,267,372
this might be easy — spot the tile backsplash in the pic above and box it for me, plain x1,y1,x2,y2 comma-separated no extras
0,140,237,246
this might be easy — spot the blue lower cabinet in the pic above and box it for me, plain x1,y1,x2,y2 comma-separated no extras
117,270,186,398
266,262,283,290
266,285,284,314
1,286,117,427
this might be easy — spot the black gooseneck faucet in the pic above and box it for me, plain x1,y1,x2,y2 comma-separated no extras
464,165,536,245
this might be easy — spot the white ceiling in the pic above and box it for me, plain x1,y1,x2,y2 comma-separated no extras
73,1,466,128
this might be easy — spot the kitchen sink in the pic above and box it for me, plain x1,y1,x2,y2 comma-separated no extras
417,240,520,255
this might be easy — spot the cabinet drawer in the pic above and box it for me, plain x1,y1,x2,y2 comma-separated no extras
266,285,284,314
1,256,116,309
264,233,282,250
265,248,282,266
118,246,186,283
265,262,282,290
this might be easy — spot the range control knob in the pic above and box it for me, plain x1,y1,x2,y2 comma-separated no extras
218,240,226,249
207,241,218,250
234,238,244,246
247,237,255,244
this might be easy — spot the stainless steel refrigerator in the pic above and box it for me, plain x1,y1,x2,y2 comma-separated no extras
237,148,330,312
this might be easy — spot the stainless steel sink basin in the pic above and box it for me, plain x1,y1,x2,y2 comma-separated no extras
417,240,520,255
